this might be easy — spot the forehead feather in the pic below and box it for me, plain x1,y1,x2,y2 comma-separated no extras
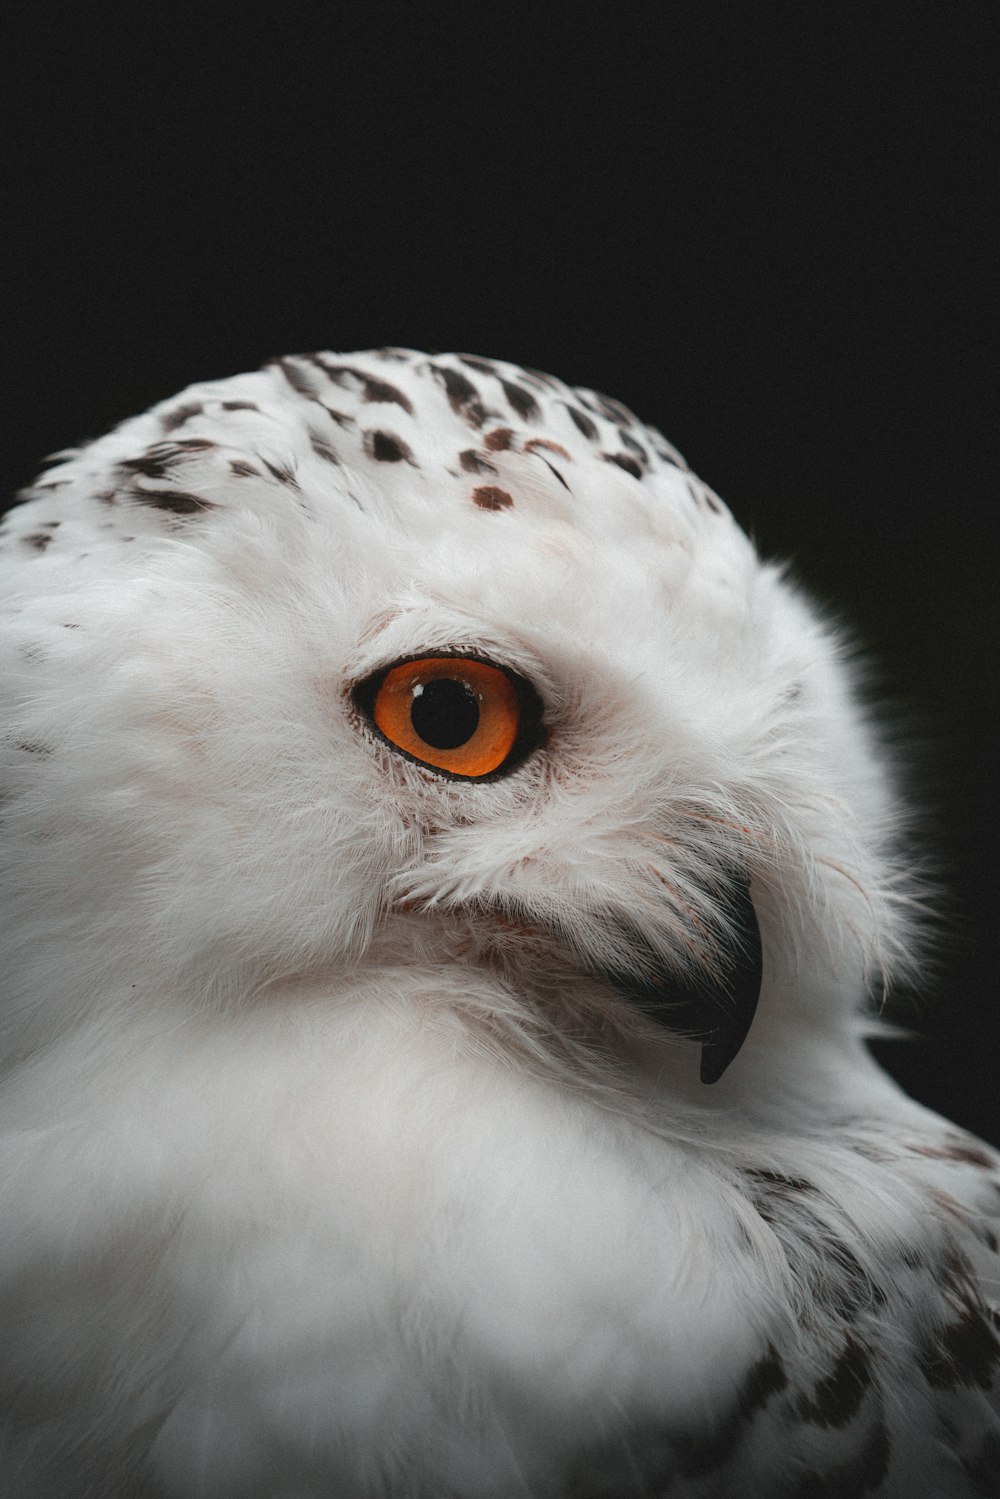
5,351,756,614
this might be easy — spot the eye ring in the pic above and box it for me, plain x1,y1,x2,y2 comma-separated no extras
352,653,544,780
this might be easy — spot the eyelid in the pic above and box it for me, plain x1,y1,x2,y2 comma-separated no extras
352,652,545,780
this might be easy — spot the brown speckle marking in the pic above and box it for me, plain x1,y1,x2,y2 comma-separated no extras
483,427,515,452
119,439,214,481
309,436,340,466
524,437,572,461
564,403,599,440
130,489,218,516
521,365,562,390
261,458,300,489
458,449,498,475
500,379,540,421
621,431,649,464
908,1138,997,1169
745,1168,817,1195
321,405,355,428
229,459,260,478
274,358,322,398
161,402,204,432
581,388,637,427
221,400,259,413
364,430,415,464
22,531,54,550
429,364,488,428
458,354,499,377
312,358,415,414
472,485,514,511
689,479,723,513
537,458,571,492
603,452,643,480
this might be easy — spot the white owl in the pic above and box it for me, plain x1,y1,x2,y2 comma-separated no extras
1,350,998,1498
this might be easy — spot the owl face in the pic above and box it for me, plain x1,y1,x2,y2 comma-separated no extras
1,351,910,1092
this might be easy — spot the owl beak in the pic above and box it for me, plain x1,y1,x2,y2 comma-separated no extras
694,876,763,1084
601,874,763,1085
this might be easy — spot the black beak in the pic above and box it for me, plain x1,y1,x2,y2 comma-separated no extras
600,873,763,1084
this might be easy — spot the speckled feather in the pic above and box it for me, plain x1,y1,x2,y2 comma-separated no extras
1,350,998,1497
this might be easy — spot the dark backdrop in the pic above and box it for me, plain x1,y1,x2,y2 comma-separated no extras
4,7,997,1141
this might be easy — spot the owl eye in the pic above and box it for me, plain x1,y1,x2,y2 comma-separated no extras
354,655,542,779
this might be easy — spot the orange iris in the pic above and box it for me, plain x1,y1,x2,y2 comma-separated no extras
370,656,523,777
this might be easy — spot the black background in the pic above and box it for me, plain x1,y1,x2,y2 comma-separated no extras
4,6,997,1141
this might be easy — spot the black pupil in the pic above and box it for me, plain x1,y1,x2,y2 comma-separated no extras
410,677,480,750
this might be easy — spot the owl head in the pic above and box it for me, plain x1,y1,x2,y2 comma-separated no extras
1,351,917,1100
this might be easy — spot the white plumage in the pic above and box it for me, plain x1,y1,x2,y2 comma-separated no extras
1,349,997,1497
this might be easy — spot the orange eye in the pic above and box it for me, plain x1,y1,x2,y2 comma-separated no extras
356,655,541,779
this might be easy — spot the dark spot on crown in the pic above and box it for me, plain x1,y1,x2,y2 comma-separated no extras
564,404,599,440
311,358,415,414
321,405,355,428
520,366,562,390
458,354,499,376
458,449,498,475
908,1138,997,1169
798,1335,872,1428
229,459,260,478
274,358,322,398
119,439,214,482
22,532,54,550
500,379,540,421
538,458,570,491
603,452,643,479
361,377,413,413
581,388,637,427
620,431,649,464
261,458,300,489
221,400,259,413
524,437,572,462
689,480,723,513
483,427,514,452
309,437,340,466
472,485,514,511
161,402,205,432
364,430,414,464
744,1168,817,1195
130,489,218,516
429,364,488,428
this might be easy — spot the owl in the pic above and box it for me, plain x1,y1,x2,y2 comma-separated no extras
1,349,998,1499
